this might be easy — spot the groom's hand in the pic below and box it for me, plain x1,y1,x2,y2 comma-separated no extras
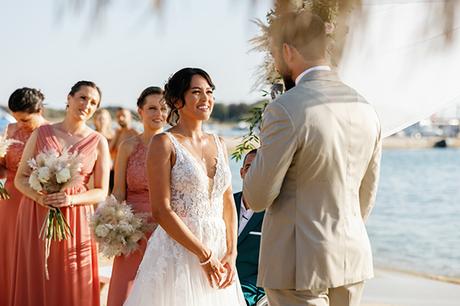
219,252,237,288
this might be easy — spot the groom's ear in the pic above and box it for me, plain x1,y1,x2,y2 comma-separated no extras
282,43,295,65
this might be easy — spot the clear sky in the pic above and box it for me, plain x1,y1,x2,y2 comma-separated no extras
1,0,273,109
3,0,460,134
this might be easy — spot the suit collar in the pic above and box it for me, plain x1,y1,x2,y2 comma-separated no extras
238,210,264,245
295,66,331,85
233,192,243,227
298,69,340,84
234,191,264,245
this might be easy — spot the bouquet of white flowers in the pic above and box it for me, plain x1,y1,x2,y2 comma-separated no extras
27,147,82,278
0,136,23,199
91,195,154,258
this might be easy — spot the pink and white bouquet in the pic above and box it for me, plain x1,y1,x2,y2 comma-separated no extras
91,195,154,258
27,147,82,278
0,136,22,199
27,147,82,194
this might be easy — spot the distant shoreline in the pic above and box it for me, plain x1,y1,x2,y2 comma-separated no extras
222,135,460,151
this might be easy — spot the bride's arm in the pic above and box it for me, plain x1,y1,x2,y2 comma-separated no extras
219,137,238,288
147,133,225,287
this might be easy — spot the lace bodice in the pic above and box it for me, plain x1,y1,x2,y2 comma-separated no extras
3,125,34,178
125,140,151,216
127,132,246,304
165,132,231,221
126,140,148,194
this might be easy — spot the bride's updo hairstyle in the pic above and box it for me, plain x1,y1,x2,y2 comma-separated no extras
164,68,215,125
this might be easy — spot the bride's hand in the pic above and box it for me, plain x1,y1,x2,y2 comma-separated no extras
219,251,237,288
199,251,226,288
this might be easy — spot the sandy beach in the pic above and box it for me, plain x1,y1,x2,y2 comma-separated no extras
362,268,460,306
99,260,460,306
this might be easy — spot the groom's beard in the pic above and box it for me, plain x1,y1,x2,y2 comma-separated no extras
282,75,296,91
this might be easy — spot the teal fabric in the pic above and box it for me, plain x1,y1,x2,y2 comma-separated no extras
234,192,265,305
240,281,265,306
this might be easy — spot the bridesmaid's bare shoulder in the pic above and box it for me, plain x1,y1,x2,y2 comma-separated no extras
5,123,18,138
118,135,141,157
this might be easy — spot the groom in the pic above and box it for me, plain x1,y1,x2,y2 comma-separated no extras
243,10,382,306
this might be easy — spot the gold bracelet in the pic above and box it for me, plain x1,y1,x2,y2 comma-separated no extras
199,250,213,266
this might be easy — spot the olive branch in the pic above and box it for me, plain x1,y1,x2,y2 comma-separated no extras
230,98,269,161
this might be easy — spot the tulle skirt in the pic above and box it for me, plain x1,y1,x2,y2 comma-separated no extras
124,217,246,306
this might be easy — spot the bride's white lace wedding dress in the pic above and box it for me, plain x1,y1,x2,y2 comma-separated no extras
124,132,246,306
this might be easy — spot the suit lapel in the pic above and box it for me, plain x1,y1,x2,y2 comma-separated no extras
233,192,242,228
238,211,264,245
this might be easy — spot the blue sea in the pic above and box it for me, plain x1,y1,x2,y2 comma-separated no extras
228,148,460,279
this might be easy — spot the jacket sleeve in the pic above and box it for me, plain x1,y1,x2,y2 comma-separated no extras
243,101,297,212
359,127,382,222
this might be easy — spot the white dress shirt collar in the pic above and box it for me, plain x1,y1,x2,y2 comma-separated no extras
238,198,254,236
295,65,331,85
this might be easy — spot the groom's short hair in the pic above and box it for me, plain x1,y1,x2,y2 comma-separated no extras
243,148,258,165
268,9,327,61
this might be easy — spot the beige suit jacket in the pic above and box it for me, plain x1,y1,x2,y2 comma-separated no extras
243,70,382,290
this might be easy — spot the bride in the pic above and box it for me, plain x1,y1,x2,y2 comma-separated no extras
124,68,246,306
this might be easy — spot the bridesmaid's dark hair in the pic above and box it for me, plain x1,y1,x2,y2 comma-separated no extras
68,80,102,107
164,68,215,125
137,86,164,108
8,87,45,114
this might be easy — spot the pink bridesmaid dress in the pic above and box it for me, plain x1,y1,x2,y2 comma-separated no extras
0,125,35,306
11,125,103,306
107,140,155,306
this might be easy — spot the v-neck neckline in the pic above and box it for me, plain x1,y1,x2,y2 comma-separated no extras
168,132,219,181
48,124,95,153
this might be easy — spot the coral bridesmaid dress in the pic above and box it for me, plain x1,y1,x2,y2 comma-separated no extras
11,125,103,306
0,125,35,306
107,140,155,306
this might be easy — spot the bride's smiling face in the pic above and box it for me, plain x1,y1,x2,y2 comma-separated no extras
176,75,214,122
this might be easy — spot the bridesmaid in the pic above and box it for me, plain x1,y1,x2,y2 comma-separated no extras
0,88,47,306
107,86,167,306
12,81,111,306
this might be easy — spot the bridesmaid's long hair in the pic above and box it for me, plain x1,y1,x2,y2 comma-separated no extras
164,68,215,125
